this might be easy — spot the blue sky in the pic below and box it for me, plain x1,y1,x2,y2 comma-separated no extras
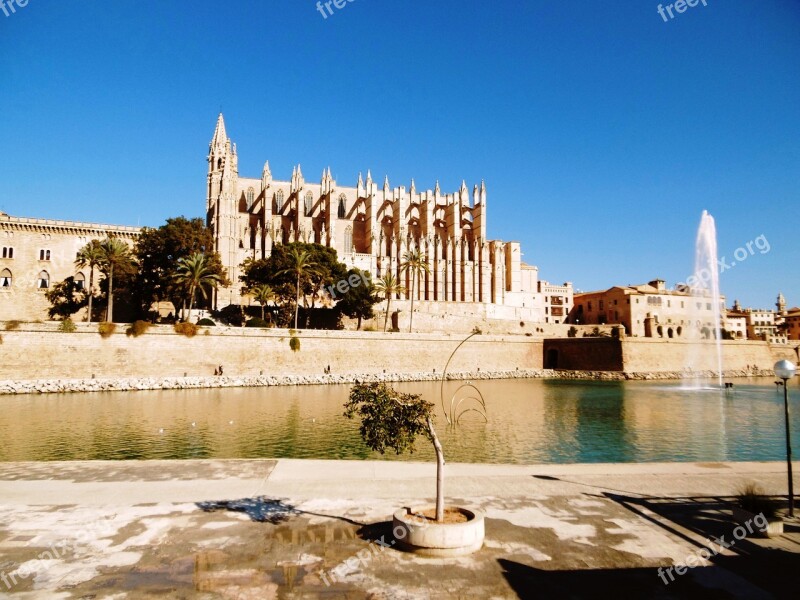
1,0,798,309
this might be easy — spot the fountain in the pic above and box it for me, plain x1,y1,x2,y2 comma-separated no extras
686,210,724,388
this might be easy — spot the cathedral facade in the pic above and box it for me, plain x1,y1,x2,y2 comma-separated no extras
207,114,569,321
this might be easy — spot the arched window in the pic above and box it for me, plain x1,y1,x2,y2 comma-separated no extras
74,272,86,290
338,194,347,219
0,268,11,288
1,247,12,259
38,270,50,289
246,187,255,210
276,190,285,212
39,249,51,261
344,226,353,254
304,191,313,216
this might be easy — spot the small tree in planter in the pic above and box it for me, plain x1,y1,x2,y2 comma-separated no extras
344,382,484,555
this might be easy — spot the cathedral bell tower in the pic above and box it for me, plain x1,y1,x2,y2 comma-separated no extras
207,113,240,307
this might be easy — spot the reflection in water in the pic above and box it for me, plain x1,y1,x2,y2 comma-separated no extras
0,379,797,464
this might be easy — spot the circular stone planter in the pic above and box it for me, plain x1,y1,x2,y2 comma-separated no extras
392,506,485,557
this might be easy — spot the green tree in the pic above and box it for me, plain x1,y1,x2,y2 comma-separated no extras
249,284,276,321
277,247,321,329
99,237,133,322
75,239,104,322
374,272,406,332
344,383,445,522
45,276,88,320
400,249,430,333
134,217,227,317
173,253,223,321
336,269,379,330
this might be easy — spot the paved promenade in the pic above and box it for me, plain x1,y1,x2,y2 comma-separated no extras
0,460,798,598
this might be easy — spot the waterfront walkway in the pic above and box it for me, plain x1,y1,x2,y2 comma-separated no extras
0,460,798,598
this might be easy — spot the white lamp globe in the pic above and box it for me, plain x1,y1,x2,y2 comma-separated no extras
774,360,797,380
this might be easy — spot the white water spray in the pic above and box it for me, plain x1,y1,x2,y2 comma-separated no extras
689,211,724,387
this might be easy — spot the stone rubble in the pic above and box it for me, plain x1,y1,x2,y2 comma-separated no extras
0,368,776,395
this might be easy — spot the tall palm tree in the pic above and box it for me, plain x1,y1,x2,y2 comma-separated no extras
277,248,320,329
75,239,104,322
173,252,222,321
400,249,430,333
374,272,406,332
250,284,275,321
99,237,132,323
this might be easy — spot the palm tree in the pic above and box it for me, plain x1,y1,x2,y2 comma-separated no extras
173,252,222,321
99,237,132,323
400,248,430,333
250,284,275,321
277,247,320,329
75,240,104,322
374,273,406,332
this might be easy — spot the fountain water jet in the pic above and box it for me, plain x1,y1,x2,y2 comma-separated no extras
686,210,724,388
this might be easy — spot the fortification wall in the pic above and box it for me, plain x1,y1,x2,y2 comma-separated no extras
0,324,542,381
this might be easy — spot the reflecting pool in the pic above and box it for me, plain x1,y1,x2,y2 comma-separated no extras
0,378,797,463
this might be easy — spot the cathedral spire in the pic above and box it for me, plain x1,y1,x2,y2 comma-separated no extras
211,113,227,148
383,175,390,190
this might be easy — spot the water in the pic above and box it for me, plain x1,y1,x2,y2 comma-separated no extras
0,379,797,464
687,210,724,387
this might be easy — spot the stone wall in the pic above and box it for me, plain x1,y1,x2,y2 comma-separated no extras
0,323,542,381
541,337,798,374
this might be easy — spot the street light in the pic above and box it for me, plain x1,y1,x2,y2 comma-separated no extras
774,359,797,517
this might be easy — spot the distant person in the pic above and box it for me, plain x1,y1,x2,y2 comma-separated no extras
218,365,224,376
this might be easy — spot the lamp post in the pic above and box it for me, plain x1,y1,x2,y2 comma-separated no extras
774,360,797,517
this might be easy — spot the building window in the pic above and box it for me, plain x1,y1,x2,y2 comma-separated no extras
1,247,13,259
276,190,285,211
38,270,50,289
305,191,313,216
74,272,86,290
338,194,347,219
344,226,353,254
246,187,255,210
39,249,51,261
0,268,11,288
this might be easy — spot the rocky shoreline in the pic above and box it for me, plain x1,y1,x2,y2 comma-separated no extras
0,368,776,395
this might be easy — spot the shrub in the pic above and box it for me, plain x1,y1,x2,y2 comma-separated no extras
568,326,578,338
214,304,244,327
246,317,270,328
59,318,76,333
736,482,779,519
126,320,151,337
288,329,298,335
4,320,21,331
363,325,376,332
174,322,198,338
98,322,116,338
519,321,525,327
197,318,216,327
472,326,483,335
289,336,300,352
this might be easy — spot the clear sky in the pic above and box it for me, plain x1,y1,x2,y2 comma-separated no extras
1,0,798,309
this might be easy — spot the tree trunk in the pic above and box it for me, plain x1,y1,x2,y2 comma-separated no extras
106,266,114,322
294,273,301,329
427,416,445,523
409,269,416,333
357,315,362,330
383,296,391,332
261,304,265,320
188,284,196,321
86,266,94,322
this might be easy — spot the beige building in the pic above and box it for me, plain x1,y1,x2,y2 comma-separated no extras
0,213,139,321
728,300,787,344
568,279,726,339
206,114,563,321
